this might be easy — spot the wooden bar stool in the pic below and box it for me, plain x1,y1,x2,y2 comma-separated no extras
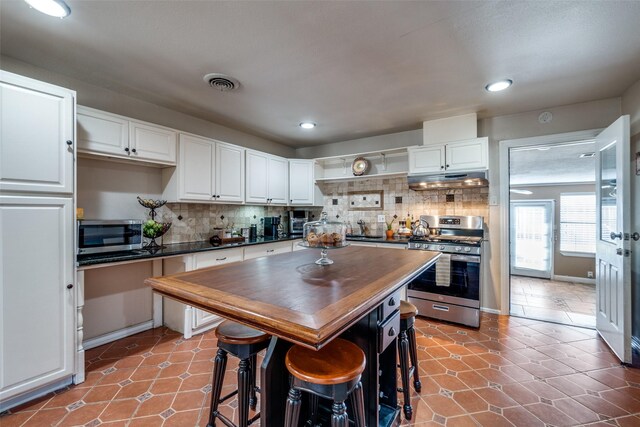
284,338,367,427
208,320,270,427
398,300,421,420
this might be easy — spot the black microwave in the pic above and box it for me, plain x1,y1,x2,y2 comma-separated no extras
77,220,143,255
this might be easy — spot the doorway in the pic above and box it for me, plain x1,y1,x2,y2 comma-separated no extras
507,139,597,328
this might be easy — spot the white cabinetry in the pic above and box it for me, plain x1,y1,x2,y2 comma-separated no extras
163,248,243,338
0,71,76,408
164,134,244,203
77,106,176,166
408,137,488,174
246,150,288,205
1,72,74,194
288,159,317,205
243,240,293,260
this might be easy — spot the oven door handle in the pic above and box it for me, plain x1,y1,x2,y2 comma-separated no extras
449,254,480,263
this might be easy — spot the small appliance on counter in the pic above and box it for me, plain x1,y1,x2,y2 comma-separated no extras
287,210,310,236
77,220,143,255
263,216,281,239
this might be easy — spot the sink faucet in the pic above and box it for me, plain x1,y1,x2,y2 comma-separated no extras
357,220,366,235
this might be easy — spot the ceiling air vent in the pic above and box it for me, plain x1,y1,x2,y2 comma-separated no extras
203,73,240,92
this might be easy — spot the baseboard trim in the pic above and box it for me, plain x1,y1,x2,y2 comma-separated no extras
0,377,72,412
83,320,154,350
481,307,501,314
552,275,596,285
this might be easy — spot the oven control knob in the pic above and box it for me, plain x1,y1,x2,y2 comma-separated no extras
464,247,471,252
438,245,445,250
455,246,462,251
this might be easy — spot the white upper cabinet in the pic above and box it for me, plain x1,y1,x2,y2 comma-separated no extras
77,106,177,166
268,156,288,204
444,137,488,172
0,71,74,194
77,107,128,158
128,120,177,164
408,137,488,174
246,150,288,205
178,134,214,201
288,159,315,205
408,145,445,174
164,134,244,203
215,142,245,203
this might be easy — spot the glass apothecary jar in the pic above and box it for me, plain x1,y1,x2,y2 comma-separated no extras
300,212,348,265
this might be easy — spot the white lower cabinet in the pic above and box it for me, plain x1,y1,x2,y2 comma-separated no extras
244,240,292,260
163,248,243,338
0,196,75,404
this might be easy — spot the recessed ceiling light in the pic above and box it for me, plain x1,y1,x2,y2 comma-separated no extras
510,189,533,195
485,79,513,92
24,0,71,18
299,122,316,129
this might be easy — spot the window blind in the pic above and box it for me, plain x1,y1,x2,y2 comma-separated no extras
560,193,596,254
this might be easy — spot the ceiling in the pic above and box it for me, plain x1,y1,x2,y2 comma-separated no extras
2,1,640,148
510,141,595,186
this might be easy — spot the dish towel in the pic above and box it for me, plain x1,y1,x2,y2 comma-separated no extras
435,254,451,287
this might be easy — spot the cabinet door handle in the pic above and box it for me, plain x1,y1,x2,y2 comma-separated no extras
446,164,450,168
388,297,396,306
67,284,74,289
388,327,396,337
66,140,73,147
131,148,137,153
124,147,130,153
216,257,227,261
440,165,444,170
266,249,274,253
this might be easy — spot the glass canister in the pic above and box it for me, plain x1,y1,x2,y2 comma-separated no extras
301,212,348,265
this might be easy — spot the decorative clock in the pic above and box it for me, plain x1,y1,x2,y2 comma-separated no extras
351,157,370,176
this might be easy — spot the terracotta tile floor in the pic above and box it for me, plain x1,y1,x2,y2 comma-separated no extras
510,276,596,328
3,313,640,426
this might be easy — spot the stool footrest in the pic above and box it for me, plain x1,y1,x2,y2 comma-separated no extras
219,389,238,404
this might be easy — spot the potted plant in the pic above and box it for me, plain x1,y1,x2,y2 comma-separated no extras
385,217,395,239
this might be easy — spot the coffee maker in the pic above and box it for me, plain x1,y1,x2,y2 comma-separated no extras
263,216,281,239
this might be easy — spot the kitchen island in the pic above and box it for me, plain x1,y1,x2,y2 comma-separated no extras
145,246,439,426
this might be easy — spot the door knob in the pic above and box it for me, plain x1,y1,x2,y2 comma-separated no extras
632,232,640,242
610,232,623,240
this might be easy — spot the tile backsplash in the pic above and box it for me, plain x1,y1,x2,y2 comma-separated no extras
154,176,488,244
318,176,489,234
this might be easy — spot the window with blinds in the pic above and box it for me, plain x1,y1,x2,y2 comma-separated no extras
560,193,596,254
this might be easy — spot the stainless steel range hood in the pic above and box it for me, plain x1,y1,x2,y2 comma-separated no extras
408,171,488,190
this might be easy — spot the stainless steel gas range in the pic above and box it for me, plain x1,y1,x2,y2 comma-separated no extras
407,215,484,328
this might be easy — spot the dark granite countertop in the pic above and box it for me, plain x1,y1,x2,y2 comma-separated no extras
77,236,302,267
77,234,411,267
345,235,411,245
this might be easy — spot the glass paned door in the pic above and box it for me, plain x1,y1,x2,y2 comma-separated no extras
510,200,554,279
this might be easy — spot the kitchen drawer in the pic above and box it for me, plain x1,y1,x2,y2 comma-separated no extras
244,241,292,260
380,289,402,321
378,310,400,353
194,248,243,269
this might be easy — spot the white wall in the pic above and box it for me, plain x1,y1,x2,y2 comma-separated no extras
78,158,163,220
1,55,295,158
480,98,621,310
296,129,422,159
621,78,640,362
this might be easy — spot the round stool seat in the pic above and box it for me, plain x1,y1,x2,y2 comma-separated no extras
400,300,418,320
215,320,270,345
285,338,365,385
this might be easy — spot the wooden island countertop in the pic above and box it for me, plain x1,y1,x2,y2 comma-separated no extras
145,246,439,349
